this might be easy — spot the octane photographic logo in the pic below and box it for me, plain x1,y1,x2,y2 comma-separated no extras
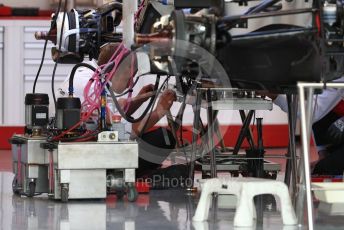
117,39,233,170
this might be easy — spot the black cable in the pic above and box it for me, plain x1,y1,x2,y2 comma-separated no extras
136,76,170,138
59,130,101,142
107,75,161,123
113,77,140,97
68,63,97,96
32,0,63,93
245,0,282,15
179,98,190,168
52,0,68,116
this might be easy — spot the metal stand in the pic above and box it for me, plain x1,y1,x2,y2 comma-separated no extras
188,89,202,189
187,88,274,189
284,94,299,205
297,82,344,230
206,89,217,178
233,110,256,155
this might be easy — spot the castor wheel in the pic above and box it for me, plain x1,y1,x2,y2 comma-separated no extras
12,177,20,195
115,188,125,199
202,172,211,179
61,187,69,203
27,181,36,197
127,183,138,202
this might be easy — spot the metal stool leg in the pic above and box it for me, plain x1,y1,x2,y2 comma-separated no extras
206,89,217,178
188,89,202,189
285,94,299,205
239,110,256,150
298,85,315,229
233,110,255,155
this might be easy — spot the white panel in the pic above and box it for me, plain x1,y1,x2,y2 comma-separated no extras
24,75,66,82
1,19,52,125
23,21,75,117
24,43,54,59
24,27,50,33
24,60,74,76
3,24,25,124
0,0,51,9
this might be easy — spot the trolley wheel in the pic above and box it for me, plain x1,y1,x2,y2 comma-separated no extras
12,177,20,195
271,172,278,180
264,171,278,180
201,172,211,179
127,183,138,202
27,182,36,197
230,171,239,177
115,188,125,200
61,187,69,203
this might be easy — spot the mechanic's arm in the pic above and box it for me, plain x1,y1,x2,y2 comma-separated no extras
131,89,176,136
111,52,151,94
118,84,155,116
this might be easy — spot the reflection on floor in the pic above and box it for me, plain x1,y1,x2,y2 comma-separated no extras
0,149,343,230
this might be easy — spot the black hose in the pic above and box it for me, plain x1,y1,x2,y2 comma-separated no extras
52,0,68,117
107,75,161,123
97,1,122,16
59,130,100,142
68,63,97,96
113,77,140,97
32,0,63,93
136,77,170,138
245,0,282,15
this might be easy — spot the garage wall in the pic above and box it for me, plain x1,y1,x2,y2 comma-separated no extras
0,0,51,9
0,0,106,9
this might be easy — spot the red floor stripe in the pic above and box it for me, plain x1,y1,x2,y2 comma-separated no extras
0,125,290,150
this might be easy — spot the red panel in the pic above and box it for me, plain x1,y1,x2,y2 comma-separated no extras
0,126,25,150
0,6,12,16
0,124,290,150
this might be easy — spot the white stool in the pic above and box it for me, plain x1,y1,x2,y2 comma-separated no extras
193,178,297,227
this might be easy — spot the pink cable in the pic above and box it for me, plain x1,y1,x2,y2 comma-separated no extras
55,43,138,140
135,0,145,21
123,53,138,113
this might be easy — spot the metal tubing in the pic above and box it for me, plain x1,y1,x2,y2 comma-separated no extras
291,95,299,204
219,8,316,23
233,111,255,155
188,89,202,188
206,89,217,178
306,88,315,138
298,84,314,230
256,118,264,177
213,110,226,151
17,145,22,186
296,82,344,229
122,0,137,48
239,110,256,149
284,95,293,186
285,94,298,200
49,150,54,194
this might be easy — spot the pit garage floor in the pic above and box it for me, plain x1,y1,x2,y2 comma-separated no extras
1,148,344,230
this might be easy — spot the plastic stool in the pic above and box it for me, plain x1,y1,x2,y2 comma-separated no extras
193,178,297,227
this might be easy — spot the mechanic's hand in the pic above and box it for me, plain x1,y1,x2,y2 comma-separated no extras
133,84,155,103
155,89,177,117
139,84,155,95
